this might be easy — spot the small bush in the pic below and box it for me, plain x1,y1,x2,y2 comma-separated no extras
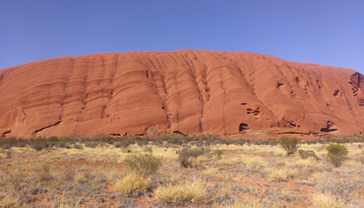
214,149,223,159
62,165,76,181
123,153,161,177
177,147,206,168
155,179,207,204
5,150,11,158
188,147,205,158
72,144,83,149
113,173,148,196
278,137,300,156
30,142,49,151
178,148,193,168
1,143,13,150
113,142,121,148
326,143,348,167
85,142,99,148
46,136,59,145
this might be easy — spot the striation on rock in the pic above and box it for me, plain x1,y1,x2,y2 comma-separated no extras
0,50,363,139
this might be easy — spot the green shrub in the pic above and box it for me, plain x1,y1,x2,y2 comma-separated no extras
326,143,348,167
277,137,300,156
123,153,162,177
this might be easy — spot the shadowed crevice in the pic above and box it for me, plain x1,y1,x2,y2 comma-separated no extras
34,121,62,134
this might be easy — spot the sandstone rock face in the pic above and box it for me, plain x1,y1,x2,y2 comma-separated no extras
0,50,363,138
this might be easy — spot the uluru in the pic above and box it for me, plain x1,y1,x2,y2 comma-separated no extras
0,50,363,139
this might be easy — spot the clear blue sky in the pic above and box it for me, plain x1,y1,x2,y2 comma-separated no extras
1,0,363,74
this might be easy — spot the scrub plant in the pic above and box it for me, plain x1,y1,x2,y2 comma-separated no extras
326,143,348,167
278,137,300,156
123,153,162,177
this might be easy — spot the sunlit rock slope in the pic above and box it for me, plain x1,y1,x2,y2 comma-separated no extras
1,50,363,138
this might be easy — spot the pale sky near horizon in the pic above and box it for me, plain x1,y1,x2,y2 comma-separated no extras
1,0,363,74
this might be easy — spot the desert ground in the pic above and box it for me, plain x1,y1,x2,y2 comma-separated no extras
0,134,364,208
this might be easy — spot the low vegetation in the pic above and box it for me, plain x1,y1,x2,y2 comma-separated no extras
123,153,161,177
278,136,300,156
155,179,207,204
326,143,348,167
113,173,149,196
0,134,363,207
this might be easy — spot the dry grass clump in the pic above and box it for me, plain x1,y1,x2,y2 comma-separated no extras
285,169,298,178
310,171,360,200
155,179,207,204
309,171,330,181
202,167,218,177
268,169,287,182
106,170,120,184
242,156,267,171
0,195,19,208
223,202,264,208
342,160,360,168
73,172,85,185
113,173,149,196
287,157,316,169
220,156,243,165
311,192,346,208
0,149,11,159
58,204,84,208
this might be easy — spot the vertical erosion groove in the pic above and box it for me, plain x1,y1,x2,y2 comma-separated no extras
148,54,171,133
183,54,205,133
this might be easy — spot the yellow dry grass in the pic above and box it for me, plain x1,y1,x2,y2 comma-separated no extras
113,173,149,196
242,156,267,171
311,192,346,208
0,195,19,208
268,169,287,182
155,179,207,204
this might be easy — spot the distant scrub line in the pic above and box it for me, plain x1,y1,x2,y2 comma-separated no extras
1,132,364,207
1,133,364,151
